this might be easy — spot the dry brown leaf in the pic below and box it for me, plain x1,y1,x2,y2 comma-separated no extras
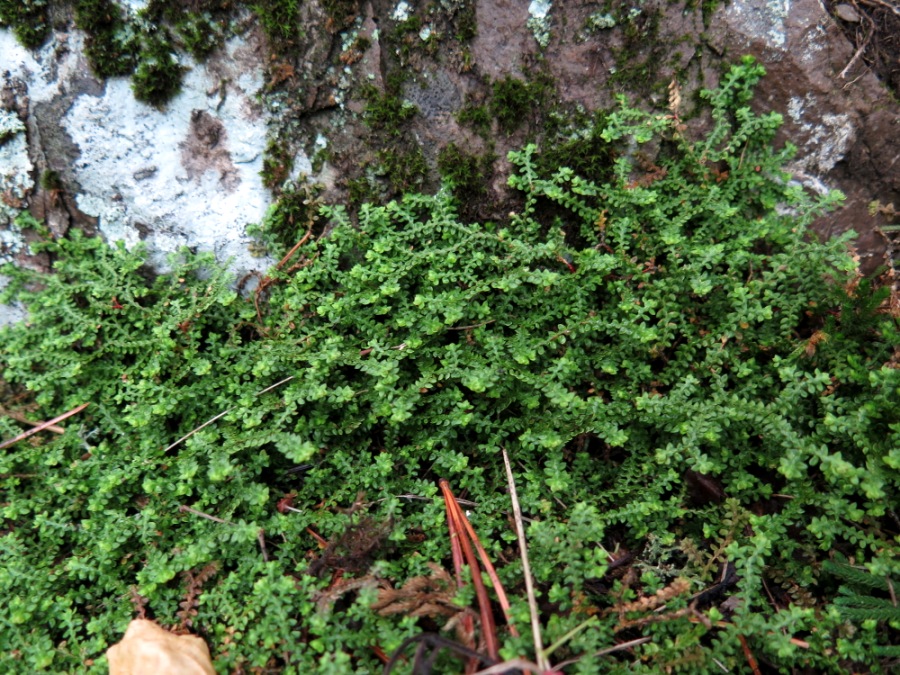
106,619,215,675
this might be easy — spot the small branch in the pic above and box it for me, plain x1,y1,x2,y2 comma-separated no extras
553,636,653,670
369,493,479,507
839,14,875,79
473,658,544,675
0,407,65,434
275,225,315,271
738,634,762,675
0,402,90,451
178,505,234,525
258,529,270,563
858,0,900,17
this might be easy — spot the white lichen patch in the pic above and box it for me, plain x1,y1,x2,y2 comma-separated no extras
528,0,553,47
725,0,791,50
0,274,28,327
392,1,411,21
785,94,855,176
0,109,34,229
62,34,275,275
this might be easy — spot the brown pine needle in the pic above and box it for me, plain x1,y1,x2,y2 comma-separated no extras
454,500,519,638
502,447,548,672
440,479,500,662
0,402,90,450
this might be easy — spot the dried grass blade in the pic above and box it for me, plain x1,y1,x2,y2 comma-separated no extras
502,447,548,672
163,376,295,453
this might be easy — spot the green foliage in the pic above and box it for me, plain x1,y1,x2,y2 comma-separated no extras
436,142,494,213
0,0,49,49
248,181,320,256
490,74,549,135
2,59,899,672
131,29,186,107
251,0,302,55
74,0,140,79
361,84,419,134
455,100,492,136
260,138,295,191
143,0,232,59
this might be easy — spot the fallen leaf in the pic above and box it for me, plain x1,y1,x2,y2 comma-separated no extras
106,619,215,675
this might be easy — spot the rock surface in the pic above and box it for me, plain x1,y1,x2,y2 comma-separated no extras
1,0,899,326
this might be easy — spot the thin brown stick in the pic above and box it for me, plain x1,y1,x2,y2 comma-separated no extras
446,320,496,331
442,482,477,668
472,658,544,675
738,634,762,675
858,0,900,17
553,636,653,670
0,402,90,451
275,225,314,271
456,509,520,638
0,407,65,434
839,13,875,78
178,505,234,525
502,448,547,671
258,529,270,563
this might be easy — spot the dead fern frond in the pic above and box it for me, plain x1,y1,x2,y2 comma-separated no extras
177,561,220,630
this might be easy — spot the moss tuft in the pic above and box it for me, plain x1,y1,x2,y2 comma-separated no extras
490,74,549,135
261,139,295,191
75,0,140,78
437,142,494,214
0,0,50,49
131,31,186,107
252,0,302,55
361,85,418,135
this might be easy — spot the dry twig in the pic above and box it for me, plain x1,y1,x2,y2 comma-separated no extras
0,402,90,450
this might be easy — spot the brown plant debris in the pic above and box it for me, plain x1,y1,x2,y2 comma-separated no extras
177,562,220,631
306,515,393,577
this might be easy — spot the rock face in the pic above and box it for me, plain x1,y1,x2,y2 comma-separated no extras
714,0,900,270
1,0,898,326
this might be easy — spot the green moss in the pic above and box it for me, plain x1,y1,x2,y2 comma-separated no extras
436,142,494,212
74,0,140,78
321,0,360,29
131,31,186,107
141,1,232,59
490,74,550,135
361,84,418,135
0,0,49,49
260,139,295,191
455,101,491,137
351,35,371,52
686,0,725,28
376,144,427,193
346,174,380,208
39,170,63,192
252,0,302,55
608,4,668,95
452,0,477,42
537,109,615,182
248,182,320,256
